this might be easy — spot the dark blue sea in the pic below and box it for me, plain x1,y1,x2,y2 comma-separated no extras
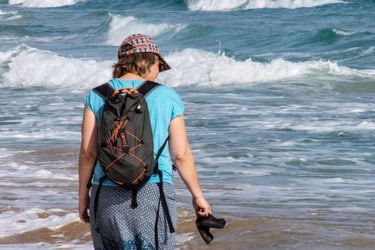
1,0,375,249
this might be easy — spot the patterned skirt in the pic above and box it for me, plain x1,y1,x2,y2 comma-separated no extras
89,183,177,250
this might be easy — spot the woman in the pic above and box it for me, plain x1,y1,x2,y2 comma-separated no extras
78,34,211,249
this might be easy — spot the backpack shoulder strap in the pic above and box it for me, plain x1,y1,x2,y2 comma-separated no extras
137,81,161,96
93,82,114,97
94,81,159,97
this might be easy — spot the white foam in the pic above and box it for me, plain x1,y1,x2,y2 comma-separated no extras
0,156,77,182
186,0,347,11
175,233,196,249
0,148,12,158
359,47,375,58
0,9,21,20
262,118,375,133
160,48,375,87
105,14,186,46
332,28,358,36
0,208,79,237
8,0,87,8
0,44,111,88
1,45,374,89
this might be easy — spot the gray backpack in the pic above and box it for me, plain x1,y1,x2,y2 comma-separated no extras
94,81,161,191
92,81,174,235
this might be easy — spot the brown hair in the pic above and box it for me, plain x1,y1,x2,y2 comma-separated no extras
112,52,158,78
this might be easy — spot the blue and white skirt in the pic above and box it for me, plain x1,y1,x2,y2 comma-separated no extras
89,183,177,250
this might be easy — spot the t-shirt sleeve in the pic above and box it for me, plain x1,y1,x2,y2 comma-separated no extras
84,89,105,126
85,90,104,113
170,89,184,120
84,90,95,112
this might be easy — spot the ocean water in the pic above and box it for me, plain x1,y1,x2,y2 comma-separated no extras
1,0,375,249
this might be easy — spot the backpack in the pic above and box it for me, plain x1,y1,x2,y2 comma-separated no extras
91,80,175,236
94,81,162,191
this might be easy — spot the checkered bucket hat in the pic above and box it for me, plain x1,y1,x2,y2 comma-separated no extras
118,34,171,72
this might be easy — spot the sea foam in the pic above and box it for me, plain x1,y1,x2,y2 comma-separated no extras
105,14,186,46
1,45,373,89
186,0,347,11
0,44,111,88
0,209,79,237
0,9,21,20
8,0,86,8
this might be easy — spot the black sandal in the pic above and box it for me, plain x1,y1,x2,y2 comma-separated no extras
196,214,226,244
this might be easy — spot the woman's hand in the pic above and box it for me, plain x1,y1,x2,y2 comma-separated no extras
193,196,211,217
78,194,90,223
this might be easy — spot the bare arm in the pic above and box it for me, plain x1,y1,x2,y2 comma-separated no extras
78,106,98,223
169,115,211,217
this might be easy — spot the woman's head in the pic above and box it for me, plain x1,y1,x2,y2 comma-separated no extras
113,34,170,79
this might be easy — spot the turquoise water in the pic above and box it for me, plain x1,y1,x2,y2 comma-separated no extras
0,0,375,249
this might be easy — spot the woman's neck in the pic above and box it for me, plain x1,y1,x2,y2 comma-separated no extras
118,73,145,80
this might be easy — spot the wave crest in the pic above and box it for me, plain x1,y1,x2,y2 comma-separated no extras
1,45,373,89
105,14,186,46
160,49,372,87
186,0,347,11
0,45,111,88
8,0,87,8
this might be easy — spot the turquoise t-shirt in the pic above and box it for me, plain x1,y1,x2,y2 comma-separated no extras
85,78,184,186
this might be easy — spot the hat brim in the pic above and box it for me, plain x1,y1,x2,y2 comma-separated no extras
158,56,171,72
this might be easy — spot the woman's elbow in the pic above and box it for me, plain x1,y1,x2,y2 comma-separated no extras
171,146,193,167
79,148,97,162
